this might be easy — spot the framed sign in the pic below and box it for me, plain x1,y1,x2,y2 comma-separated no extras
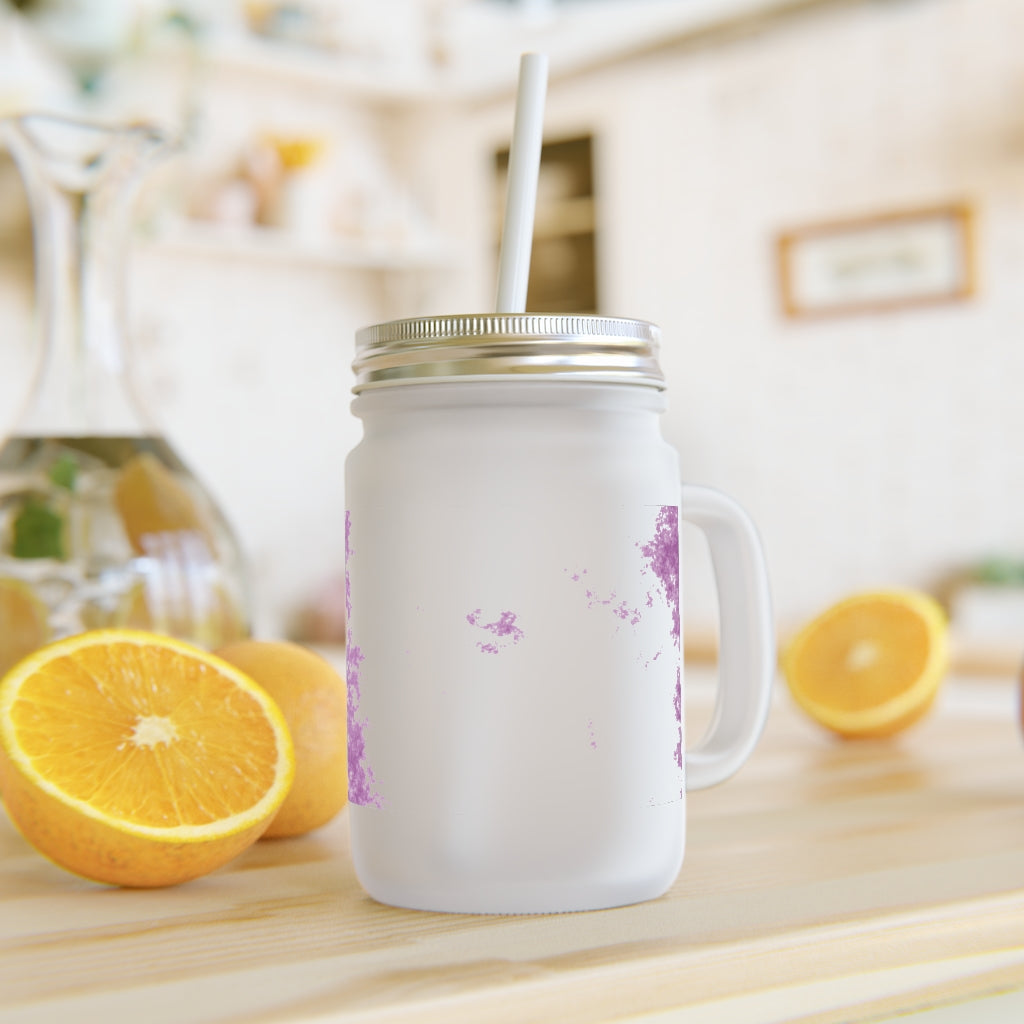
777,203,975,318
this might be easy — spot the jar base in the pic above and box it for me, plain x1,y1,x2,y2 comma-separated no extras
352,856,684,916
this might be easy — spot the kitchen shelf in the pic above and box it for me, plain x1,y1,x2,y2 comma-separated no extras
147,220,456,273
149,34,440,102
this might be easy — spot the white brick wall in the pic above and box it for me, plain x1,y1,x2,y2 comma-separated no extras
429,0,1024,641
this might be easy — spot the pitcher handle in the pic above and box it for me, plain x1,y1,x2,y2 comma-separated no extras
680,483,775,790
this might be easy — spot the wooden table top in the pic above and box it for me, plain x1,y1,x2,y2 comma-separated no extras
3,670,1024,1024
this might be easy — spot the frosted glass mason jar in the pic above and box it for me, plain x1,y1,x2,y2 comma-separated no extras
345,314,773,914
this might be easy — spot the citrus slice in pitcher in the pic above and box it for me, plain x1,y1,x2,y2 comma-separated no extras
782,590,949,738
114,452,213,554
0,630,293,886
0,577,51,677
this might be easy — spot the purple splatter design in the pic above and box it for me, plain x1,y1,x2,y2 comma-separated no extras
344,510,353,623
566,570,643,627
640,505,680,646
346,642,381,807
344,511,382,808
587,719,597,750
467,609,524,654
640,648,665,671
638,506,683,775
612,600,643,626
565,509,681,775
581,580,613,608
673,667,683,769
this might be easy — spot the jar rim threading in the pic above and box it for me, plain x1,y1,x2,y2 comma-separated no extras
352,314,666,392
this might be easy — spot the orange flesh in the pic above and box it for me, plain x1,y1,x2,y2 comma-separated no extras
8,642,278,829
788,602,930,712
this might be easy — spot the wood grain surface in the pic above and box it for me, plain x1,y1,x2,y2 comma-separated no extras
2,671,1023,1024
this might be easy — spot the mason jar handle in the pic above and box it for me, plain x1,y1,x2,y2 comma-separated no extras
680,483,775,790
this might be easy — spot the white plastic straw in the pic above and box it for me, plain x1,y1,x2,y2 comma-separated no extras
495,52,549,313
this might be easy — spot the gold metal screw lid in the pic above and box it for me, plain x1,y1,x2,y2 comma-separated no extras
352,313,665,392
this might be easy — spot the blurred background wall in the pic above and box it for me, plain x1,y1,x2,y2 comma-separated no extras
1,0,1022,667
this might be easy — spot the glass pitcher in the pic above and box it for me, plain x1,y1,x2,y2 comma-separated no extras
0,113,249,675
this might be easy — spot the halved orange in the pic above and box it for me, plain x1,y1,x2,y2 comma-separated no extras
0,630,294,887
782,590,949,738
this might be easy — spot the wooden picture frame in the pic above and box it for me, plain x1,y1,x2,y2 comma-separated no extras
777,203,976,319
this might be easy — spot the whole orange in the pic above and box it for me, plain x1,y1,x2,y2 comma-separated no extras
216,640,348,838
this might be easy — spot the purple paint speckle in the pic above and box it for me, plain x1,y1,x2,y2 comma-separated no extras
345,511,382,808
566,510,681,775
613,600,643,626
587,719,597,750
674,667,683,769
344,510,353,623
640,505,680,646
345,641,381,807
467,609,524,654
567,569,643,629
638,506,683,775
